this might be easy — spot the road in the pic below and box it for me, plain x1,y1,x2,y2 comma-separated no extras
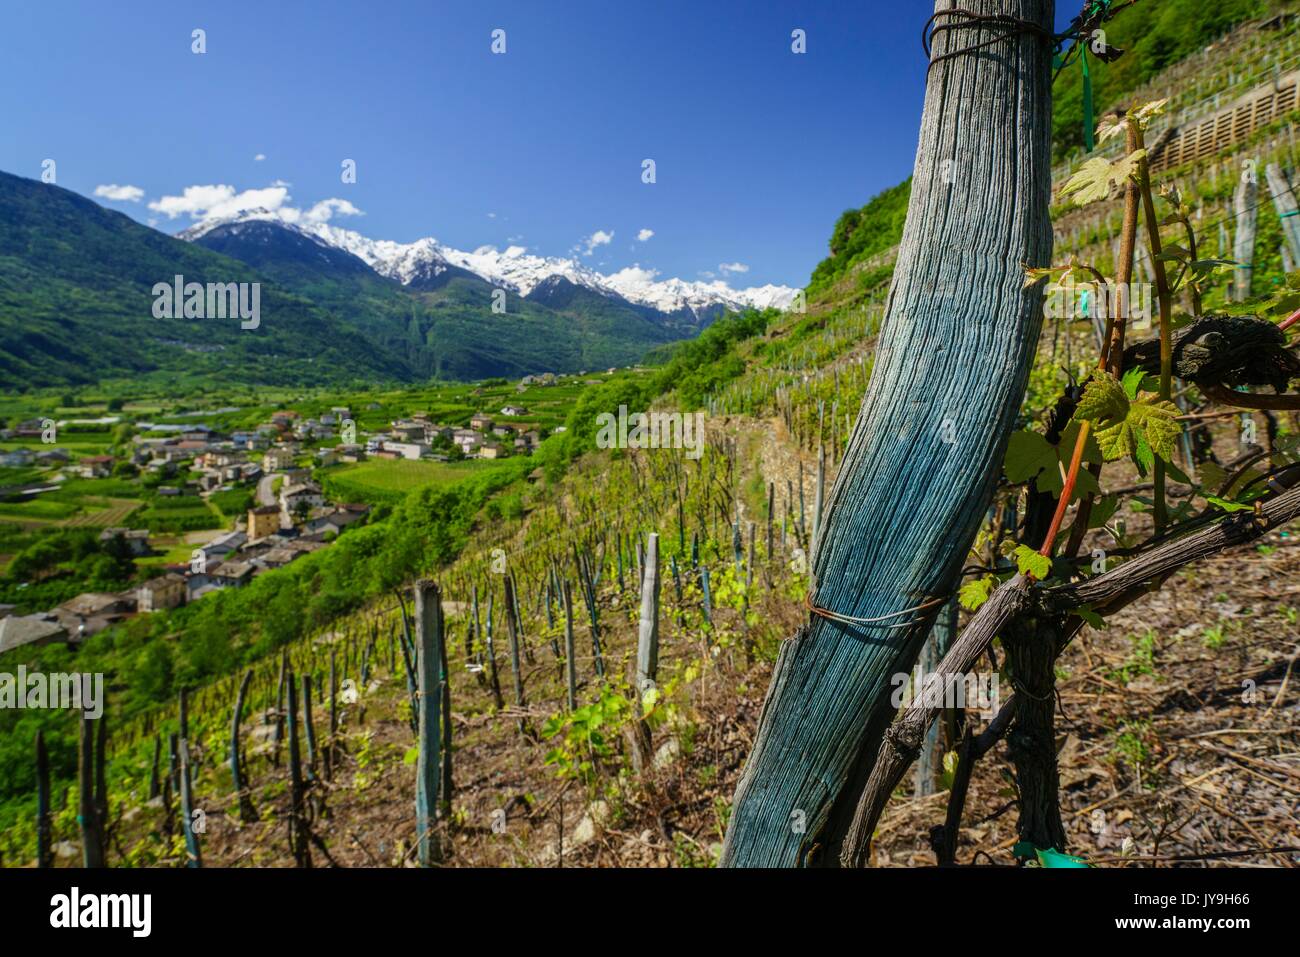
257,473,278,507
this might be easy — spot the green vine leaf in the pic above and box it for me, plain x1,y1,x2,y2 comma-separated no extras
959,575,997,611
1075,371,1129,424
1074,371,1179,476
1127,397,1181,468
1060,149,1147,207
1004,430,1056,484
1074,605,1107,629
1087,493,1120,529
1013,545,1052,580
1003,423,1101,499
1204,495,1254,514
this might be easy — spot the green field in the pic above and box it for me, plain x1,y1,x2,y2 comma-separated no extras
134,494,222,533
320,458,496,505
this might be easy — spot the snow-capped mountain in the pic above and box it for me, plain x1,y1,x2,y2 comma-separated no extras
178,212,798,320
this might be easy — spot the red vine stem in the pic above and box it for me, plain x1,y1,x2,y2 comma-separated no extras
1036,118,1140,563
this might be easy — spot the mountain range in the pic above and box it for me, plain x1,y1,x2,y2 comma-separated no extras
0,170,797,390
178,211,797,326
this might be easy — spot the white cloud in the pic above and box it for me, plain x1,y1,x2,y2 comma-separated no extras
609,265,659,284
636,228,654,242
146,183,362,227
487,212,497,219
148,184,279,220
94,184,144,202
719,261,749,275
254,153,266,161
295,198,363,226
575,229,614,256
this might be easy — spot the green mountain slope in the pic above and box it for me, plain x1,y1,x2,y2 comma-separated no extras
0,172,699,390
0,171,414,389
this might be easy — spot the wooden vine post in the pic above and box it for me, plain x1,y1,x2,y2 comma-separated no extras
78,712,106,867
483,589,505,710
1265,162,1300,267
721,0,1055,867
284,666,311,868
630,532,661,772
230,669,258,822
503,574,531,738
178,735,202,868
437,605,453,820
327,649,338,779
414,579,443,866
302,674,319,783
563,579,578,712
1232,159,1257,301
913,598,958,797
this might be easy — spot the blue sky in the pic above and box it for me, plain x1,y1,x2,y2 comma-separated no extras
0,1,1071,290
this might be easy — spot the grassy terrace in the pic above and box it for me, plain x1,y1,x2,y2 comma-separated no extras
319,458,498,506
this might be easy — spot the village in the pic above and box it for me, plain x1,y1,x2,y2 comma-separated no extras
0,389,555,656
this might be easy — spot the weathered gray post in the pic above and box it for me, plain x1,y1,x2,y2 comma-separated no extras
284,668,310,868
504,575,531,737
302,675,318,783
576,553,605,679
327,649,338,779
797,461,807,542
629,531,661,772
563,579,578,712
636,532,661,696
437,606,453,819
164,733,178,838
471,583,488,687
230,669,258,822
484,590,505,709
178,736,202,867
766,481,775,562
722,0,1055,867
670,554,685,625
509,572,533,666
415,580,443,866
396,593,420,734
271,652,286,767
914,597,959,797
813,442,825,552
94,715,108,847
1266,162,1300,268
78,713,105,867
1233,159,1258,300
